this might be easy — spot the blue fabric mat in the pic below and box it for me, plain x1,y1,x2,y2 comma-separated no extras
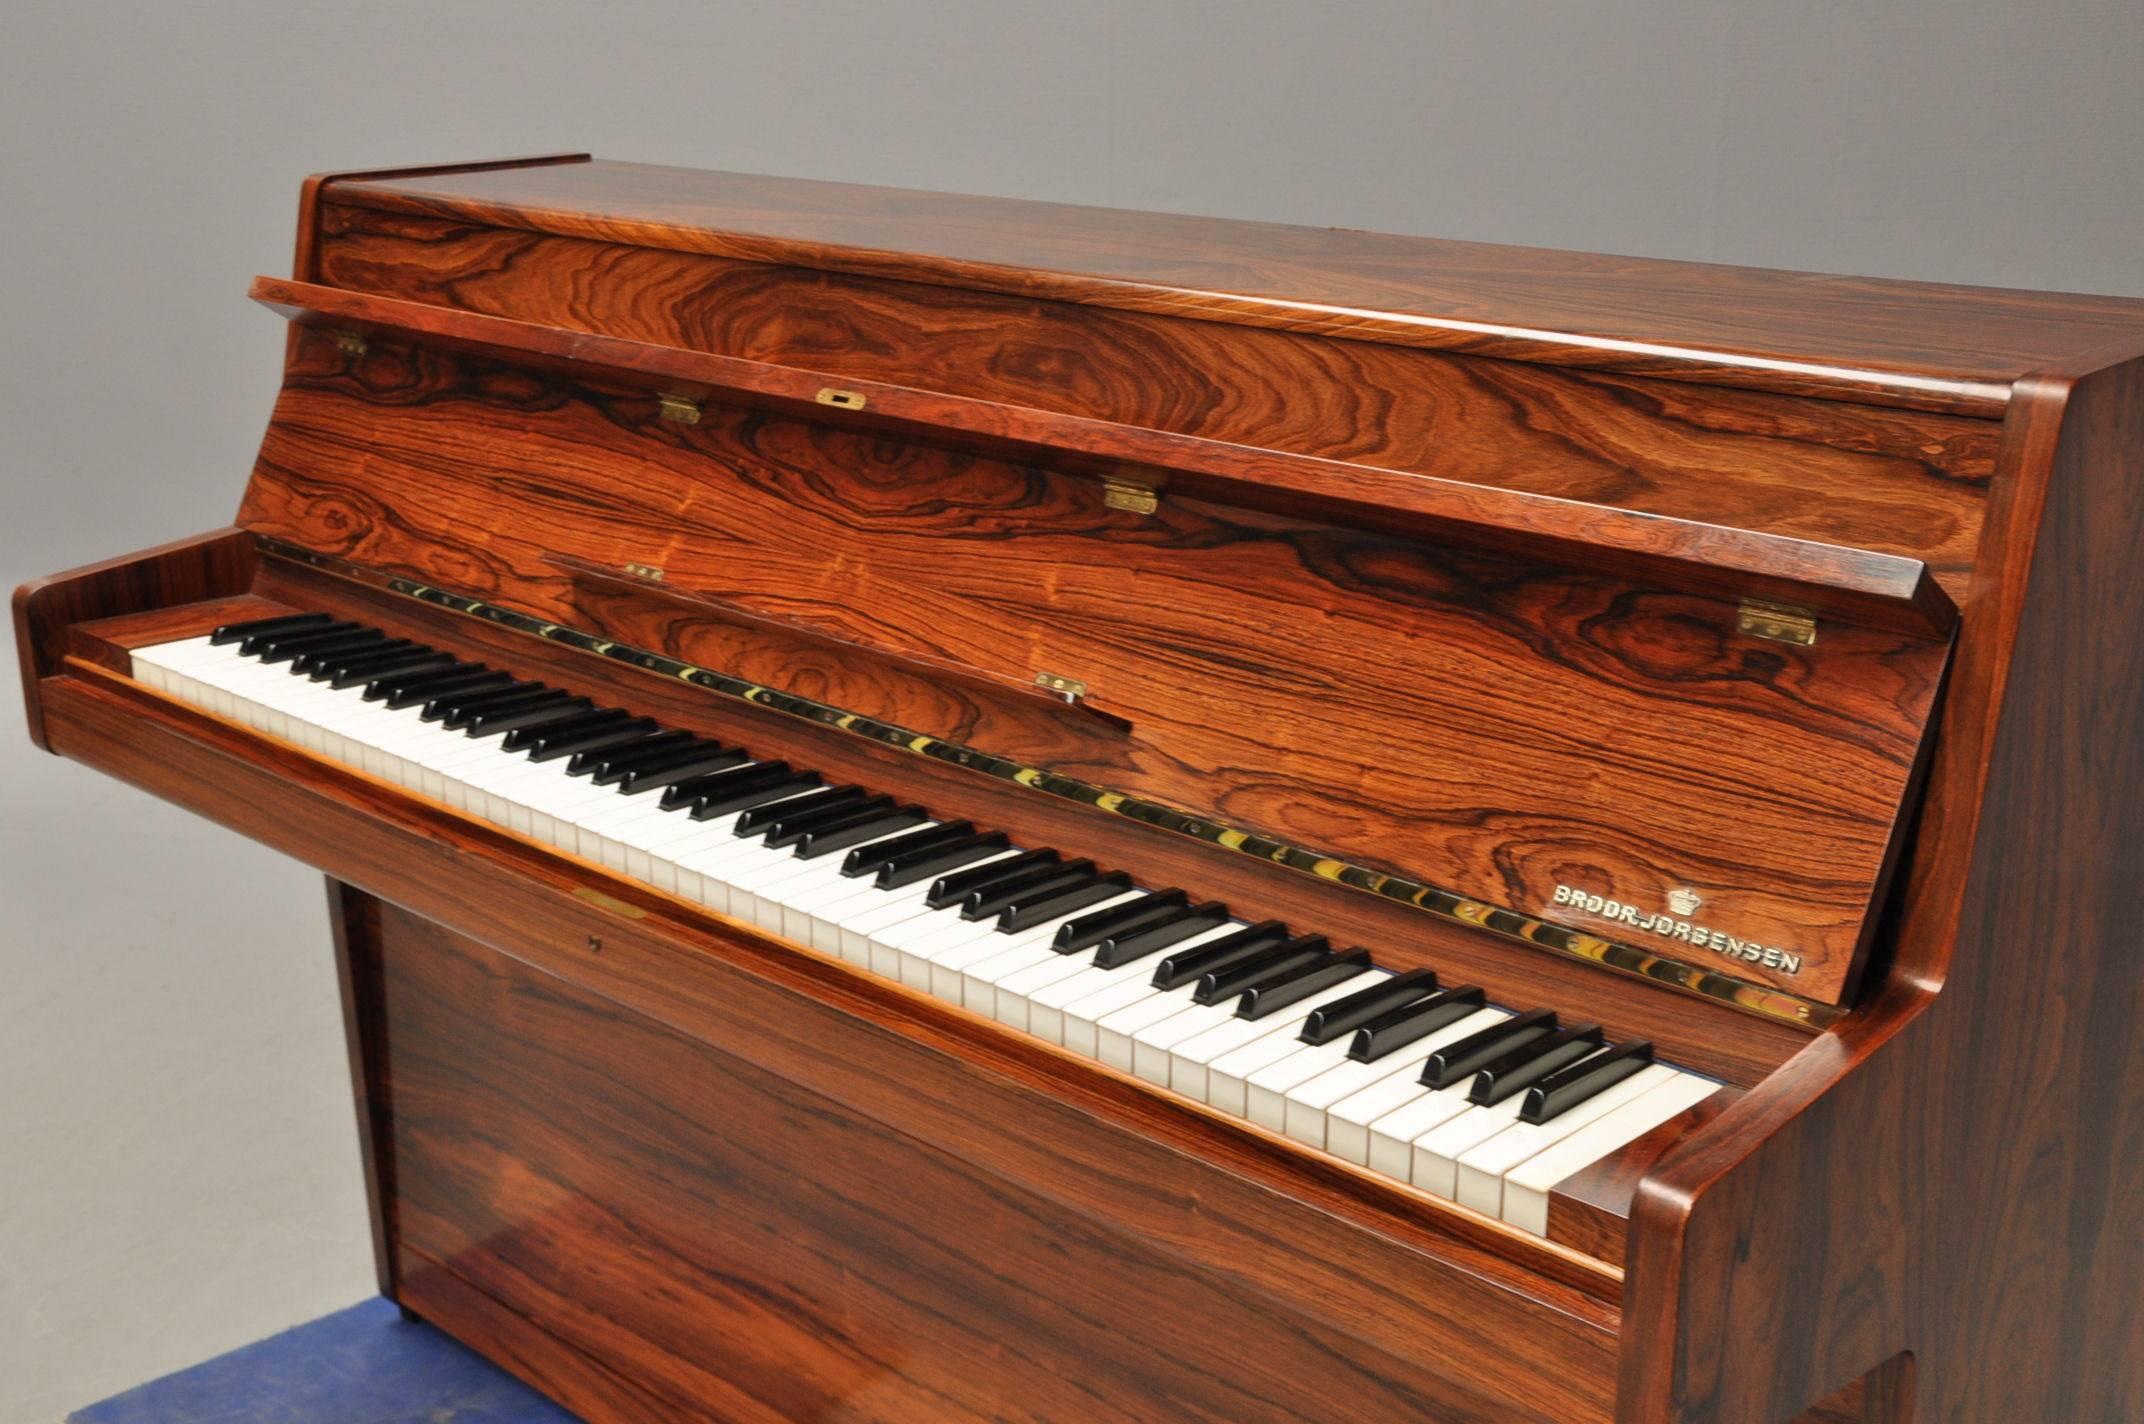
68,1297,582,1424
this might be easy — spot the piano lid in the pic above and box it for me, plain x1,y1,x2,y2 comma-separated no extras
322,157,2144,415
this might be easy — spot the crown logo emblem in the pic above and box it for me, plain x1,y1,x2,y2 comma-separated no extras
1667,888,1703,917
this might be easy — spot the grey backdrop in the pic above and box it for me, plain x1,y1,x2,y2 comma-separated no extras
4,1,2139,1417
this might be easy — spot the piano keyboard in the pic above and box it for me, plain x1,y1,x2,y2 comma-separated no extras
131,612,1722,1239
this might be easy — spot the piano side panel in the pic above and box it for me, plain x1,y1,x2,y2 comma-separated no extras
1621,351,2144,1423
237,332,1948,1002
372,897,1587,1424
32,663,1626,1424
315,204,1999,601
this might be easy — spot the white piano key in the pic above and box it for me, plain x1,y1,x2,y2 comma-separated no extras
1412,1096,1540,1199
1167,975,1375,1105
1501,1074,1723,1236
1308,1006,1509,1160
1059,923,1243,1059
1452,1063,1680,1217
1354,1077,1478,1178
1207,972,1394,1119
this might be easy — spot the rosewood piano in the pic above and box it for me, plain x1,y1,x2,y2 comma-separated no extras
17,155,2144,1424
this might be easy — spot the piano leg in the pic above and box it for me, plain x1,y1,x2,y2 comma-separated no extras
325,877,399,1306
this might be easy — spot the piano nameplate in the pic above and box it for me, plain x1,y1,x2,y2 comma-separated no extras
1550,883,1805,979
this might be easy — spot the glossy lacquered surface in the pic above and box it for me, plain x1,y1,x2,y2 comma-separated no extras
329,158,2144,413
18,154,2144,1424
236,320,1948,1005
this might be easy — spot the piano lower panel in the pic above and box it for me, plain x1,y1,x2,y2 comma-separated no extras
37,662,1623,1424
371,897,1585,1423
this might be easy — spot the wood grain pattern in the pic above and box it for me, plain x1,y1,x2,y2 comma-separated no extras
254,270,1963,632
1620,348,2144,1423
239,554,1813,1086
12,527,253,749
311,207,2000,601
378,899,1598,1423
30,662,1631,1422
325,160,2144,413
235,330,1947,1002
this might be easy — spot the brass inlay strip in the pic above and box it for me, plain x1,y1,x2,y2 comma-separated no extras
258,538,1842,1030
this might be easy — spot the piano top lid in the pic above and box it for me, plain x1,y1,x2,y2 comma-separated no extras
326,157,2144,417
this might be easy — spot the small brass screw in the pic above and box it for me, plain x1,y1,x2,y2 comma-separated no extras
587,935,603,953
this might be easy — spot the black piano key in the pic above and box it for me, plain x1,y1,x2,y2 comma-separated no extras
1520,1040,1657,1125
995,870,1134,933
762,793,887,849
795,804,930,859
244,620,363,659
1297,966,1440,1045
687,769,824,820
1093,900,1232,970
212,611,331,645
425,681,544,724
875,832,1013,890
1052,889,1188,954
569,729,692,776
924,849,1061,911
1237,947,1376,1019
1347,985,1487,1061
288,632,395,673
372,665,502,707
841,821,976,878
331,651,453,690
1193,934,1331,1006
1419,1008,1557,1090
505,707,630,754
459,693,589,737
618,745,751,794
662,759,790,810
502,707,632,753
736,786,866,838
531,720,662,765
1467,1023,1605,1106
1150,920,1291,990
304,638,418,680
961,861,1098,922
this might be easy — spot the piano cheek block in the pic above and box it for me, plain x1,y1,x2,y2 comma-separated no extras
26,155,2144,1424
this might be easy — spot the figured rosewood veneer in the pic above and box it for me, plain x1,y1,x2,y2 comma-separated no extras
19,155,2144,1423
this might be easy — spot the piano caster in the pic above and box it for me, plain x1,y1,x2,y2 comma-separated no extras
395,1302,424,1326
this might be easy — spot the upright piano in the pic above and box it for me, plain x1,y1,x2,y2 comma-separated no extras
18,154,2144,1424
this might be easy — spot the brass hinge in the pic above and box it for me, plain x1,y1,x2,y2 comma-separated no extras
657,393,702,424
1738,599,1818,646
1102,474,1160,515
1034,671,1090,701
815,387,868,411
622,561,665,582
332,329,368,358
